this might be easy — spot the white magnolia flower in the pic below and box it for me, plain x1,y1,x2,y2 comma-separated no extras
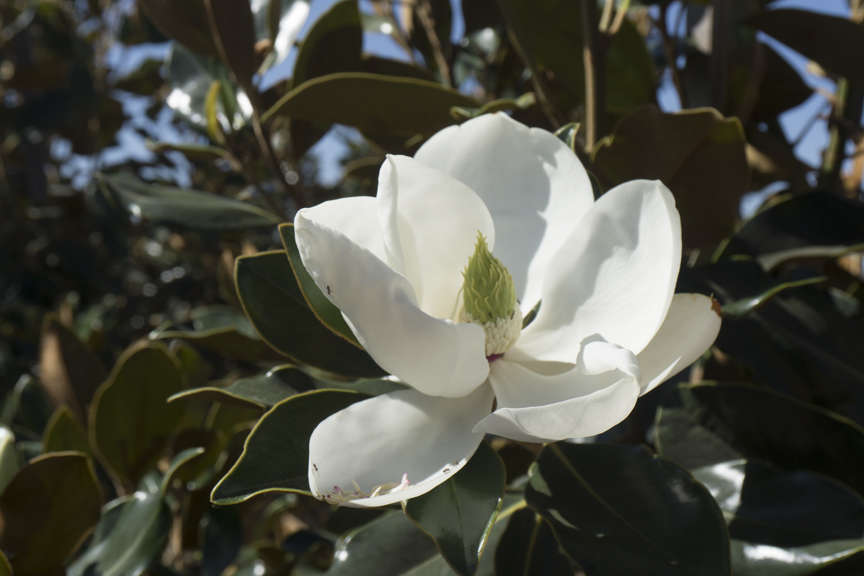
294,113,721,507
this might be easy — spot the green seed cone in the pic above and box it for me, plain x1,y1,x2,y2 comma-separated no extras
462,233,517,324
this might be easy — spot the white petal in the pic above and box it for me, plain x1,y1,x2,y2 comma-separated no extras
475,341,640,442
638,293,721,395
308,385,495,507
294,211,489,397
377,155,495,319
518,180,682,362
294,196,385,261
415,113,594,312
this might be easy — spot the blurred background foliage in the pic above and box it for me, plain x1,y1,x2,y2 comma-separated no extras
3,0,864,574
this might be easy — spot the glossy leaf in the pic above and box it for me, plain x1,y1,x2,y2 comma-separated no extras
359,55,435,81
263,72,477,140
0,427,17,494
494,507,576,576
89,343,185,488
161,447,208,493
593,106,747,248
0,550,10,576
694,459,864,547
211,389,367,504
205,0,257,87
654,407,741,470
682,382,864,496
234,250,383,377
0,452,102,576
328,512,440,576
526,443,730,576
166,44,246,130
150,305,281,364
725,192,864,260
451,93,536,120
292,0,362,84
678,260,864,421
43,405,90,454
750,9,864,85
99,172,278,231
496,0,654,113
288,0,363,155
722,276,826,316
278,223,358,345
69,476,171,576
169,365,314,409
39,314,106,418
405,443,505,575
139,0,216,54
730,539,864,576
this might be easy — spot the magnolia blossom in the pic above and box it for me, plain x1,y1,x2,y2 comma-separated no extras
294,113,721,507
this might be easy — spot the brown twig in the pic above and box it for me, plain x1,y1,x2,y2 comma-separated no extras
580,0,607,150
416,0,452,87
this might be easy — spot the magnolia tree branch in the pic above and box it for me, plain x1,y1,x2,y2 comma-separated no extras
203,0,297,216
580,0,607,150
416,0,452,87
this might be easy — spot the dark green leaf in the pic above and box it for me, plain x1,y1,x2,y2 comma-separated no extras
405,443,505,575
679,260,864,415
554,122,580,153
69,478,171,576
496,1,654,114
234,250,383,377
202,507,244,576
750,9,864,84
328,512,440,576
139,0,217,54
0,428,18,494
682,382,864,496
169,365,314,409
99,172,278,231
654,407,741,470
151,305,282,364
287,0,363,156
39,314,106,419
293,0,362,84
211,389,367,504
593,106,747,248
359,55,436,81
263,73,477,141
730,539,864,576
494,507,576,576
746,42,812,122
722,276,826,316
161,447,208,493
694,459,864,547
604,18,656,116
165,44,246,130
0,550,10,576
526,443,730,576
725,192,864,262
278,222,358,345
43,405,90,454
0,452,102,576
451,93,536,120
90,343,185,488
205,0,257,87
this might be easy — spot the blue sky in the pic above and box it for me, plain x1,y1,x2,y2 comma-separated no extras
84,0,857,202
300,0,855,194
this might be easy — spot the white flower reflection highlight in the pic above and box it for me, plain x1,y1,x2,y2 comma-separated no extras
294,113,722,507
